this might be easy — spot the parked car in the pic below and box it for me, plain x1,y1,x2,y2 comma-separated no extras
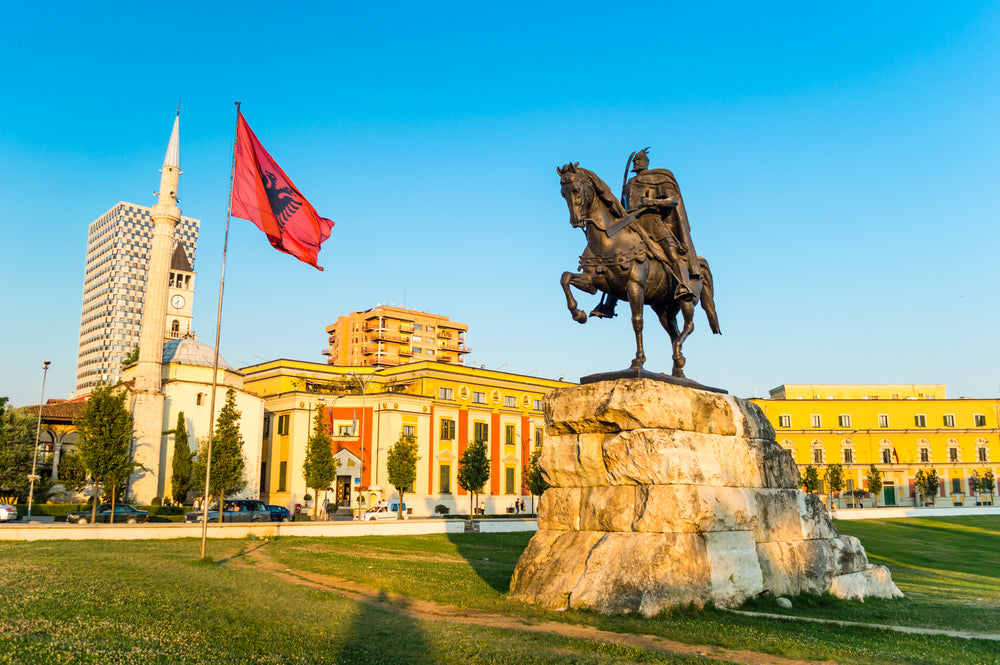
0,503,17,522
67,504,149,524
362,501,407,521
265,505,292,522
184,499,269,523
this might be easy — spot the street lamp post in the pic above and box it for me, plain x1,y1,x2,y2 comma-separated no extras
27,360,51,519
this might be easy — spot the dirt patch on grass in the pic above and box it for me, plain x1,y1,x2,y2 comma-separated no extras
236,544,824,665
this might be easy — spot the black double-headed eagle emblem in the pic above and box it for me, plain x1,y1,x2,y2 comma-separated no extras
260,170,302,230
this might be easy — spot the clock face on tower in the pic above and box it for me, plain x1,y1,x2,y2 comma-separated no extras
171,295,185,309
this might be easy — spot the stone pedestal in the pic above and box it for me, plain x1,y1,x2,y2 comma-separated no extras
509,379,901,615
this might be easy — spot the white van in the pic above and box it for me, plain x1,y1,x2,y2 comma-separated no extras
362,501,408,521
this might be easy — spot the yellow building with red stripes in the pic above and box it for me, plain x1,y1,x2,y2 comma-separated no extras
751,384,998,507
242,359,566,515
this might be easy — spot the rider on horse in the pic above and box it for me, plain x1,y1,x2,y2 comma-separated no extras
590,148,701,318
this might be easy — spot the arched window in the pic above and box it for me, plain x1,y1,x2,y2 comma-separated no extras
811,439,825,465
171,320,180,334
879,438,894,464
840,438,855,464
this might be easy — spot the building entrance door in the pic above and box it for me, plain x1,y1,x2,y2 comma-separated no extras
336,475,351,506
884,483,896,506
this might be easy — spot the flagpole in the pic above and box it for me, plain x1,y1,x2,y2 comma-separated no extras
200,101,241,559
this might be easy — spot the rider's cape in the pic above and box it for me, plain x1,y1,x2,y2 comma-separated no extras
623,169,697,261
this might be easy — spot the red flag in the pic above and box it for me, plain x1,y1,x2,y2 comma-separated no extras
230,110,334,270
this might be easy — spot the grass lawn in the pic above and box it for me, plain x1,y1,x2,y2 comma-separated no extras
0,516,997,664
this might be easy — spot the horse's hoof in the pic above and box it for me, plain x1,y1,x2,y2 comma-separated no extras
672,369,686,378
630,360,644,370
572,310,587,324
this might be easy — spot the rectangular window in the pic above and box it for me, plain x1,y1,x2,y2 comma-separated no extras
952,478,962,494
278,461,287,492
504,395,516,408
262,415,270,437
278,414,290,436
505,467,515,494
533,399,543,411
810,414,821,428
920,448,929,462
505,424,516,446
473,391,486,404
838,414,851,428
778,414,791,428
914,414,927,427
878,414,889,428
949,448,958,462
979,447,988,462
943,414,955,427
882,448,891,464
413,324,422,331
534,427,543,448
338,424,355,436
439,387,454,400
813,448,823,464
440,464,451,493
843,449,854,463
411,348,421,354
474,421,489,442
402,424,415,438
440,418,456,440
974,414,987,427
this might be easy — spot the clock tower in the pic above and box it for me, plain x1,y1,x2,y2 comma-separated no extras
166,242,195,339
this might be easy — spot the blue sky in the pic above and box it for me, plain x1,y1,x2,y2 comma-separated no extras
2,2,998,406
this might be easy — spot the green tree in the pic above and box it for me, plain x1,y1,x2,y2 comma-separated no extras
302,406,339,518
458,438,490,517
523,447,549,514
915,468,940,506
866,464,883,508
824,463,844,509
57,451,89,494
0,397,39,502
75,385,137,523
386,433,419,520
982,469,996,504
167,412,194,504
801,465,822,493
120,347,139,371
191,388,246,522
969,470,981,503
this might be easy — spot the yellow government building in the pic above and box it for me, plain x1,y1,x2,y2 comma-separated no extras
242,359,566,515
751,384,998,507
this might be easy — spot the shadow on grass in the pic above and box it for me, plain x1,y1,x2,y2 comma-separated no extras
444,526,534,595
333,588,433,663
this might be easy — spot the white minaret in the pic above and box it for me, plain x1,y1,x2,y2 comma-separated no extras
131,111,181,502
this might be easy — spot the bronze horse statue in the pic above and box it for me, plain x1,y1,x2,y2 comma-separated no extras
558,162,720,378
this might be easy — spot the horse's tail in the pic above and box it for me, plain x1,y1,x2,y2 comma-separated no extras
698,257,721,335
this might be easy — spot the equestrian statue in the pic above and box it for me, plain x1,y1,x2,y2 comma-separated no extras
558,148,720,379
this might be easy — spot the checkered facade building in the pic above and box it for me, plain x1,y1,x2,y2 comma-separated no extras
75,202,200,395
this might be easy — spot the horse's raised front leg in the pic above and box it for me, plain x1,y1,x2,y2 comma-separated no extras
561,271,597,324
671,300,696,378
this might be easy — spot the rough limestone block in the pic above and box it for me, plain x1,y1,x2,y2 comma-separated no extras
831,535,869,576
752,489,807,542
508,529,604,609
632,486,758,534
754,439,800,489
540,432,609,488
545,379,739,436
566,532,714,615
704,530,765,605
537,487,581,531
829,566,904,601
579,486,638,532
735,399,776,441
798,492,839,540
756,541,801,597
603,429,760,487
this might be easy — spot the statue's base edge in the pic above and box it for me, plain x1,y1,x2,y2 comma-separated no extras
579,368,728,394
